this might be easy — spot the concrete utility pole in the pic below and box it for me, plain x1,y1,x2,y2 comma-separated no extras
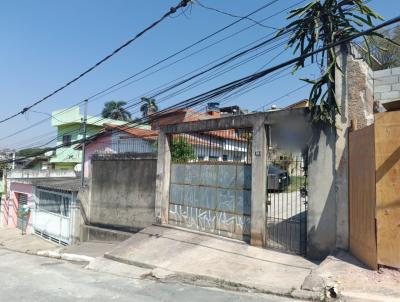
12,152,15,170
80,100,88,187
0,169,7,226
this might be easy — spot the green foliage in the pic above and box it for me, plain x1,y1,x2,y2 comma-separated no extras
363,26,400,70
171,138,196,162
140,97,159,117
0,162,9,170
281,0,394,124
17,148,48,158
101,101,132,121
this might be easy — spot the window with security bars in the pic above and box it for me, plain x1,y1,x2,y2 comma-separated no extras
38,190,71,217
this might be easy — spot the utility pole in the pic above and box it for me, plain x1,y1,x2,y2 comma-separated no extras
80,100,88,187
12,152,15,170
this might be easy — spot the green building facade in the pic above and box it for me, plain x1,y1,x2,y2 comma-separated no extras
50,106,129,170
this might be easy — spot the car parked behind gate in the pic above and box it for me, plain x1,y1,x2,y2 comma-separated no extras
267,164,290,192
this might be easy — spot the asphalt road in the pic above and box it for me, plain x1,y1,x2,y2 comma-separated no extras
0,249,299,302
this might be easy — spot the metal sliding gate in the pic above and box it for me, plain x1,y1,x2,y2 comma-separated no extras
168,128,252,242
265,152,308,255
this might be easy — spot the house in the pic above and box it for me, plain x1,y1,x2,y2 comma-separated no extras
49,106,150,170
1,169,79,244
76,124,158,177
21,155,51,170
149,102,243,130
171,129,250,162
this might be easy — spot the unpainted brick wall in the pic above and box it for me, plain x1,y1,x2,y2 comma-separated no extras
347,48,374,130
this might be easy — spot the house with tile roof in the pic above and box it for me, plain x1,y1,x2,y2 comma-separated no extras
49,106,150,170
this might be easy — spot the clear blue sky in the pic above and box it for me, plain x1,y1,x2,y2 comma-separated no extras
0,0,398,149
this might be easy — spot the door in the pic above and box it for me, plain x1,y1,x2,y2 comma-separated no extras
265,153,308,255
17,193,28,231
34,189,71,245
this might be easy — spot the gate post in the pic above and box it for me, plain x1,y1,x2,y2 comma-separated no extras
155,130,171,224
250,119,267,246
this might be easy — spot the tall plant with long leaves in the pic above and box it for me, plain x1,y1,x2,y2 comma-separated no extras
281,0,389,124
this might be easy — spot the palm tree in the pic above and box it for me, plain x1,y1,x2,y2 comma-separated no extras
140,97,158,117
101,101,132,121
281,0,395,124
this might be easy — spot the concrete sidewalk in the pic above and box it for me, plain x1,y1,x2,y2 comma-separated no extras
0,227,57,253
105,225,319,299
303,251,400,301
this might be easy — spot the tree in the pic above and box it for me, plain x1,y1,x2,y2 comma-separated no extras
364,26,400,70
140,97,158,117
16,148,48,158
281,0,394,124
101,101,132,121
171,137,196,162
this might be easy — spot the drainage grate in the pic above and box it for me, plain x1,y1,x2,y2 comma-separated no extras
34,230,68,246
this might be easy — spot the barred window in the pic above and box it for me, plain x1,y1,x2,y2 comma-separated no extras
38,191,70,217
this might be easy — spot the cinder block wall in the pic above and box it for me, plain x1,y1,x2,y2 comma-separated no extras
373,67,400,104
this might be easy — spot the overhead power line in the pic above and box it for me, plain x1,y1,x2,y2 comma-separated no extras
195,0,279,30
11,27,290,149
0,0,192,124
3,15,399,162
0,0,287,142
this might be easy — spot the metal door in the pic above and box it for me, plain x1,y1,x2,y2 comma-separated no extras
265,154,308,255
17,193,28,231
34,189,71,245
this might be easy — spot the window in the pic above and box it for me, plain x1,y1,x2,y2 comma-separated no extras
222,155,228,161
18,193,28,206
233,155,243,162
62,135,72,146
38,190,70,217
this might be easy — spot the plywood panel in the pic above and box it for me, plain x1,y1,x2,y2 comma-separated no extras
349,125,377,269
375,111,400,269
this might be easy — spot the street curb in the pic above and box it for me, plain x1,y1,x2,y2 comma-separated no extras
104,252,323,301
36,250,95,263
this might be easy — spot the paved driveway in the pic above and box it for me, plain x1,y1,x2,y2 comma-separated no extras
0,249,300,302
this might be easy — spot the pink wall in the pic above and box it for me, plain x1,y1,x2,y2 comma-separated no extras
84,134,112,178
3,182,34,234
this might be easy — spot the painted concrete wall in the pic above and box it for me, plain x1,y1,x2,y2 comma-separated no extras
50,123,102,169
89,154,157,231
84,131,157,177
84,134,112,178
7,169,76,179
3,182,34,234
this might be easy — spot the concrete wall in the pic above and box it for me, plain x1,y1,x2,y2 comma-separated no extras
333,44,377,251
307,123,337,259
7,169,77,179
373,66,400,105
156,110,338,259
89,153,157,232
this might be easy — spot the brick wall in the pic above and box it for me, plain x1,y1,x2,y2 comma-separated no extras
373,67,400,104
345,46,375,130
